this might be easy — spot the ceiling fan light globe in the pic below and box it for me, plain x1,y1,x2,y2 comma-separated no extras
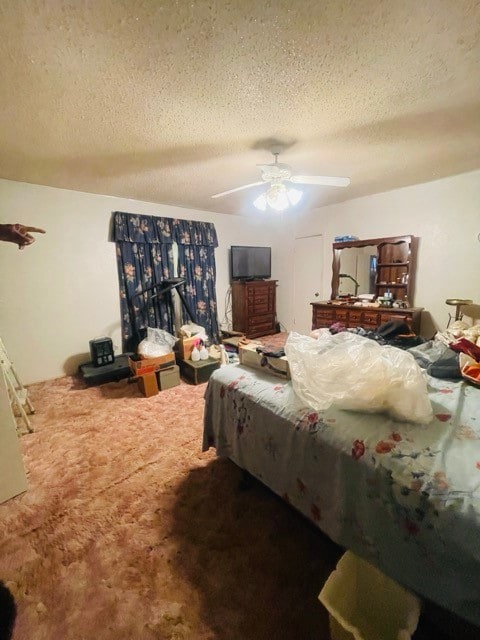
287,188,302,206
266,184,289,211
270,198,289,212
253,193,267,211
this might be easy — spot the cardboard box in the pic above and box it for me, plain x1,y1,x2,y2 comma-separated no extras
157,365,180,390
137,372,158,397
238,344,290,380
175,336,199,360
129,352,176,376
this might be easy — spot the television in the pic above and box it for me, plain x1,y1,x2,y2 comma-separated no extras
230,245,271,281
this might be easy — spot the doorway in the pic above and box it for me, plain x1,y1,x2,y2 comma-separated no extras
293,235,323,335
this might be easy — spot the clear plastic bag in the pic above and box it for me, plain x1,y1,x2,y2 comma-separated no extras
137,328,177,357
285,332,433,424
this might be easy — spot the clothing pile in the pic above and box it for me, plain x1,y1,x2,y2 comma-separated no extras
411,320,480,381
323,319,425,350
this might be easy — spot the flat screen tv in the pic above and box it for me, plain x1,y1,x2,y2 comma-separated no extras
230,245,271,281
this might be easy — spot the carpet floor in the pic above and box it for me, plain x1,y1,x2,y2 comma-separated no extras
0,372,343,640
0,363,475,640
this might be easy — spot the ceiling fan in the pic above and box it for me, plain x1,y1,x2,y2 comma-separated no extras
211,148,350,211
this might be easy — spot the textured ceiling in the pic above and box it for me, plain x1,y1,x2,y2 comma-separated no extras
0,0,479,215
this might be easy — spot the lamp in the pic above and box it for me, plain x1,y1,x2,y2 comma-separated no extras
253,182,303,212
445,298,473,327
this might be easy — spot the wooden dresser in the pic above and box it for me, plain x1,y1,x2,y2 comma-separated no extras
231,280,277,338
311,302,423,334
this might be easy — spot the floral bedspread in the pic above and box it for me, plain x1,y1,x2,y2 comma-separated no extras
203,362,480,627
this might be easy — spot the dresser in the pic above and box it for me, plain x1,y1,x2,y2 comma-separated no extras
311,302,423,334
231,280,277,338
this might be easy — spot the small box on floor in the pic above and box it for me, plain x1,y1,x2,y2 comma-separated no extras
137,372,158,397
177,357,220,385
157,365,180,390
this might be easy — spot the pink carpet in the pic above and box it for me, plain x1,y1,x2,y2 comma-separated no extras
0,368,340,639
0,345,466,639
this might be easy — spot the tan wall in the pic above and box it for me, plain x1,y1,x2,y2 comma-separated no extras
294,169,480,337
0,179,292,383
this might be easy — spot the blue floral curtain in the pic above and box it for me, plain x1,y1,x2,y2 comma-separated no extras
113,212,175,352
113,212,220,349
177,244,220,343
173,218,220,344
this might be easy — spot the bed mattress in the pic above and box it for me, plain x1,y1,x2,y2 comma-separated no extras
203,362,480,627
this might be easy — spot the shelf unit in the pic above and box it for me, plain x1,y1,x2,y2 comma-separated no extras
375,238,412,301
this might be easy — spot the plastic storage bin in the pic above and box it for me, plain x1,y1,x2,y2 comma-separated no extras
319,552,421,640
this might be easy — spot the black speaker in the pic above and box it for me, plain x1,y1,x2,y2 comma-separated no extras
89,337,114,367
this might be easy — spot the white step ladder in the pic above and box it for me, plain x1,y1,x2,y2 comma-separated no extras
0,338,34,433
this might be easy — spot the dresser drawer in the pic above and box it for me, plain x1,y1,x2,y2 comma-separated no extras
248,313,275,328
314,309,334,321
248,298,272,314
312,306,333,329
380,312,409,326
247,315,275,338
334,309,348,323
362,311,380,326
348,309,363,323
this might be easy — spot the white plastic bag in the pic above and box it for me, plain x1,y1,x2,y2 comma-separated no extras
178,322,207,341
137,327,177,357
285,332,433,424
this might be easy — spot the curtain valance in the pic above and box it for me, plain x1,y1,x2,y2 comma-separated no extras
112,211,218,247
172,218,218,247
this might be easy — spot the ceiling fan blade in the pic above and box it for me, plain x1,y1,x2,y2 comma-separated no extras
290,175,351,187
211,182,265,198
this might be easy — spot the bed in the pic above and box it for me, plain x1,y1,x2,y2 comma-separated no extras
202,339,480,628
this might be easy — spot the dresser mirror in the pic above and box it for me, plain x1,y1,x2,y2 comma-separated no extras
331,235,415,304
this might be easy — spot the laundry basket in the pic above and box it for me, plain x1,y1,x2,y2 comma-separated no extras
319,552,421,640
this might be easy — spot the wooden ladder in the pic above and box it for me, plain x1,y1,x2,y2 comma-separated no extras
0,337,34,433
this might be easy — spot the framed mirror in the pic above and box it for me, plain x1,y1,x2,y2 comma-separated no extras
331,235,415,304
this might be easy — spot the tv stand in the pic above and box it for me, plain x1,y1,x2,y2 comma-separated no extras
231,280,277,338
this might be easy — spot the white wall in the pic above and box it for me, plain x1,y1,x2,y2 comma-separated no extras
3,169,477,383
0,179,292,384
295,170,480,337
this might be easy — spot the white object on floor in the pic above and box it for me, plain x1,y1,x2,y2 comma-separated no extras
319,551,421,640
0,337,34,433
0,367,28,503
